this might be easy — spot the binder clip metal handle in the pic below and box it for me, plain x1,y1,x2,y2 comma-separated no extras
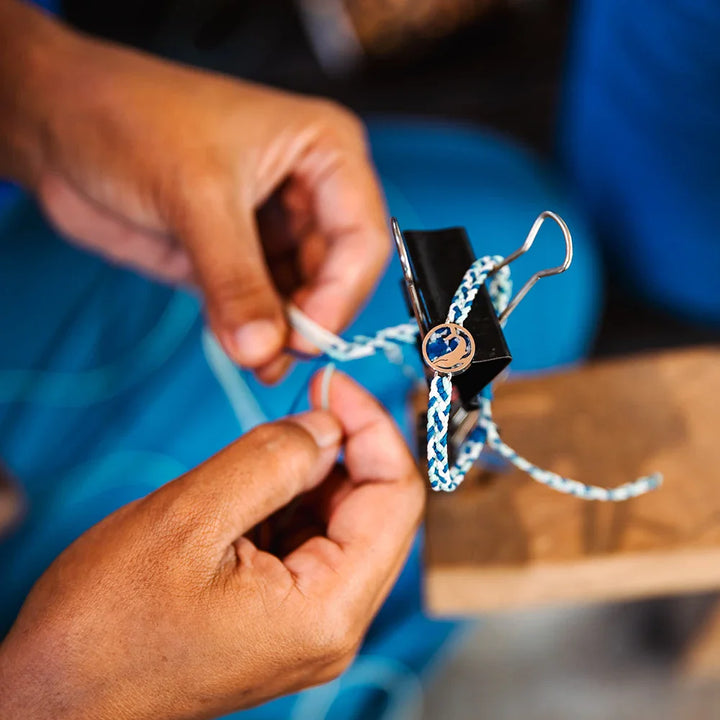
494,210,573,323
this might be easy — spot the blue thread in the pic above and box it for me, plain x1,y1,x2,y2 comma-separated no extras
0,292,199,407
202,330,268,432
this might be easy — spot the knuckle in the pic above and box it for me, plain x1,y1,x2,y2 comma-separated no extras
251,421,313,453
236,271,276,305
116,493,218,590
249,421,319,474
207,271,280,327
311,99,367,148
210,271,261,308
165,164,228,229
186,169,221,205
181,158,229,206
145,488,215,547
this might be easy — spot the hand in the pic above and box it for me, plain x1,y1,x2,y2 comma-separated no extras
0,372,423,720
1,1,389,382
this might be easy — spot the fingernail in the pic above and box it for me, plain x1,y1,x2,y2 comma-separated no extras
293,410,342,449
232,320,281,366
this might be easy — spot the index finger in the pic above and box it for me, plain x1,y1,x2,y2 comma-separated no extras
283,372,424,613
289,122,391,353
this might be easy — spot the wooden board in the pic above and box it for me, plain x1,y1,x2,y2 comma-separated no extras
424,347,720,614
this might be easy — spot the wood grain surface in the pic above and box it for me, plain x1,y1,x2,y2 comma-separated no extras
423,348,720,614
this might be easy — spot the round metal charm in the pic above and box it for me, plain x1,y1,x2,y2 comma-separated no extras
421,322,475,375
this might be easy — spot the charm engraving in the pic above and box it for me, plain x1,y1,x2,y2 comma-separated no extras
422,322,475,375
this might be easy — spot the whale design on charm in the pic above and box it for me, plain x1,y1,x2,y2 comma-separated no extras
422,322,475,374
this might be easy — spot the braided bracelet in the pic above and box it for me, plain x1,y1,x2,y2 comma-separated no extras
288,255,662,502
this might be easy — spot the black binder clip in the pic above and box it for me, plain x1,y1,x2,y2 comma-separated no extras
391,213,573,443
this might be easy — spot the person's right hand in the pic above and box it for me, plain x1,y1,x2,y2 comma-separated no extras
0,372,424,720
0,0,390,384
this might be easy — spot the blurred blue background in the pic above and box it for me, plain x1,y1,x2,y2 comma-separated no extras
2,0,720,718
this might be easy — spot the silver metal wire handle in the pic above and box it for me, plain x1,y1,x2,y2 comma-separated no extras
495,210,574,323
392,210,573,327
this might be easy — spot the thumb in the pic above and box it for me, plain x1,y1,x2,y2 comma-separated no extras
179,194,286,367
166,410,342,543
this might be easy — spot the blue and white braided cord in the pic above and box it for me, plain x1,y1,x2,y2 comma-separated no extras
476,395,662,501
426,256,509,491
288,255,662,501
287,305,418,362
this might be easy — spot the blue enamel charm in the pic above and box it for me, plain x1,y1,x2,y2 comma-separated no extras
421,322,475,374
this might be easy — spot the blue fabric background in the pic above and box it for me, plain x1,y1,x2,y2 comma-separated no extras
561,0,720,324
